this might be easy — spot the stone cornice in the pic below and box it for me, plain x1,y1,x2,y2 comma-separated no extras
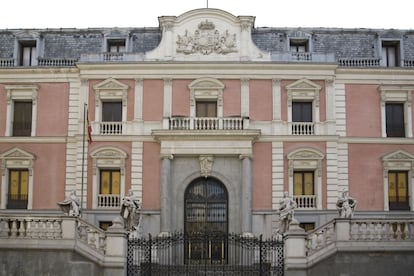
151,129,261,142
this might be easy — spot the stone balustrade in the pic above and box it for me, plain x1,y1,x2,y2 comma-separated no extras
291,122,314,135
38,58,78,67
304,218,414,258
169,116,246,130
294,195,317,209
403,59,414,68
97,194,121,208
338,58,381,67
99,121,123,135
0,58,15,67
0,214,126,258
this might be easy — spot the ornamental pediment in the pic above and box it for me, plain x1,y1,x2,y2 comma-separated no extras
287,148,324,160
382,150,414,161
0,147,35,160
93,78,129,91
146,8,270,61
91,147,127,159
176,20,237,55
286,79,322,91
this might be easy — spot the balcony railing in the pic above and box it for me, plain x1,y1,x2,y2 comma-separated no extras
38,58,78,67
291,52,312,61
291,122,314,135
97,194,120,208
338,58,381,67
100,121,123,135
0,58,16,67
169,116,246,130
294,195,316,209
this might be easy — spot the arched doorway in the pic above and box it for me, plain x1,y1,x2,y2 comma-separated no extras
184,177,228,264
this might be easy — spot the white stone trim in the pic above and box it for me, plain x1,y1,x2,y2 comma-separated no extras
93,78,129,123
286,79,322,134
131,142,143,202
134,79,143,121
0,147,35,209
272,79,281,121
272,142,284,210
188,78,225,118
241,78,249,118
379,85,413,138
5,85,38,137
90,147,128,209
287,148,324,209
382,150,414,211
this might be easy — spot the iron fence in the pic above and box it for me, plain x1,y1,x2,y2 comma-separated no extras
127,232,284,276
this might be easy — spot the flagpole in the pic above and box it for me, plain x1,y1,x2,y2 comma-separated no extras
80,103,87,214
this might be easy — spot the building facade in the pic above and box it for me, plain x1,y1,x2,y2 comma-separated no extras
0,8,414,274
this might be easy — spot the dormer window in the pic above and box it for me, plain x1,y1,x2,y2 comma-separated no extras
290,39,308,53
19,40,37,66
381,40,400,67
107,39,126,53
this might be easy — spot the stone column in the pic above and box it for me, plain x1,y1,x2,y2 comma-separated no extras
240,154,252,234
160,154,173,234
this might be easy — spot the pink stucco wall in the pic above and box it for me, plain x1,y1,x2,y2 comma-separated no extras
142,142,160,210
172,80,191,116
249,80,272,121
222,80,241,116
252,142,272,210
346,84,381,137
348,144,414,211
284,142,327,208
37,83,69,136
0,144,66,209
86,142,132,209
143,80,164,121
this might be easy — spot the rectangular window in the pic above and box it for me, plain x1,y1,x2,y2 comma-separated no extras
102,102,122,122
196,101,217,117
386,103,405,137
381,41,400,67
100,170,121,195
7,169,29,209
292,102,312,122
20,41,37,66
388,171,409,210
13,101,32,136
108,39,126,53
294,171,314,195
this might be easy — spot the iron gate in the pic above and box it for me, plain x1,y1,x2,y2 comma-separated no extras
127,232,284,275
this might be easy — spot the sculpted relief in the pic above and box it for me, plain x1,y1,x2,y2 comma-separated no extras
176,20,237,55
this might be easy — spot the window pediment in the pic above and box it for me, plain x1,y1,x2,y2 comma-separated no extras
379,85,412,103
286,79,321,105
93,78,128,106
287,148,324,176
382,150,414,177
5,85,38,104
91,147,127,175
0,147,35,175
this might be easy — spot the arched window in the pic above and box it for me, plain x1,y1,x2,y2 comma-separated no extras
184,177,228,235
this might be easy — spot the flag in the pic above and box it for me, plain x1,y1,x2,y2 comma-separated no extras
86,108,92,144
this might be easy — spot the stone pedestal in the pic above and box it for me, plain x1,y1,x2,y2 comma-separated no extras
284,219,307,276
105,217,127,276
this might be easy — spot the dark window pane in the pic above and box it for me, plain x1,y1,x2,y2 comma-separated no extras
13,101,32,136
386,103,405,137
102,102,122,122
292,102,312,122
196,101,217,117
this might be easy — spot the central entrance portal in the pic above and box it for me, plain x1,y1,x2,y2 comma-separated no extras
184,177,228,264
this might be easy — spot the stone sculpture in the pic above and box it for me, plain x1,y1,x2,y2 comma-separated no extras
57,190,81,217
120,189,142,232
336,190,357,218
278,191,297,234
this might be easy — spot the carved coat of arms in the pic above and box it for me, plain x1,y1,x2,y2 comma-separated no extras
176,20,237,55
